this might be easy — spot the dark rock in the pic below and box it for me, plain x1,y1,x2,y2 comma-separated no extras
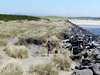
72,46,82,55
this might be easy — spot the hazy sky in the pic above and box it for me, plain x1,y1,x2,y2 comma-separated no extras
0,0,100,17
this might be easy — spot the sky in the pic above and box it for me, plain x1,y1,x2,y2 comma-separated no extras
0,0,100,17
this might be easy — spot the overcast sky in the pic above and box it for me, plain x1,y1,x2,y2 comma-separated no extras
0,0,100,17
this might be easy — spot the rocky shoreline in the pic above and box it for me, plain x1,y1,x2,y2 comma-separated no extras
63,20,100,75
68,20,100,41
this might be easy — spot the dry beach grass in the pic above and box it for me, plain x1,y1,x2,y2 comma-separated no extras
0,16,72,75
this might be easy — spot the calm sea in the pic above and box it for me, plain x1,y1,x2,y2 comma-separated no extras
80,25,100,35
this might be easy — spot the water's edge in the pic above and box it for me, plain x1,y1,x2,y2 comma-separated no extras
80,25,100,35
68,20,100,41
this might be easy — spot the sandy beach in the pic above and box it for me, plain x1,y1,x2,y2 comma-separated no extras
69,19,100,25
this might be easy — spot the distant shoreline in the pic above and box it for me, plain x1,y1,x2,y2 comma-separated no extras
69,19,100,25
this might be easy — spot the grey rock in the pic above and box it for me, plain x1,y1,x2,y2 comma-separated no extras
92,63,100,75
72,69,93,75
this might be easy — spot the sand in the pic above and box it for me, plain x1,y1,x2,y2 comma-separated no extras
69,19,100,25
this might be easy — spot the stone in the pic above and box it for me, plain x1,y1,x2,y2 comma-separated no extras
92,63,100,75
72,69,93,75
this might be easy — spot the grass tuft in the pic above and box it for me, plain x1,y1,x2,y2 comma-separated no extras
4,45,28,58
29,63,58,75
0,63,23,75
52,54,71,71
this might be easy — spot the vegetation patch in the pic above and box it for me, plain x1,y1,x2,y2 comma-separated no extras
0,63,23,75
52,54,71,71
16,36,46,46
4,45,28,58
0,14,41,21
29,63,58,75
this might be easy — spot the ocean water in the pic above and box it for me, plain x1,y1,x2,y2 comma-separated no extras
80,25,100,35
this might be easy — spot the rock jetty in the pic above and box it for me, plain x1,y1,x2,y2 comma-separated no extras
62,19,100,75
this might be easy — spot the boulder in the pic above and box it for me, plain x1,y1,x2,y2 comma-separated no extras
92,63,100,75
73,69,93,75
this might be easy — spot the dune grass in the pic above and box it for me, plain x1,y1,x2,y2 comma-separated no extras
0,63,23,75
0,17,68,46
0,16,71,75
52,54,71,71
0,14,41,21
29,63,58,75
4,45,28,58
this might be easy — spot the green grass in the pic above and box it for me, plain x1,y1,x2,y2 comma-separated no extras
41,16,65,21
0,14,41,21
